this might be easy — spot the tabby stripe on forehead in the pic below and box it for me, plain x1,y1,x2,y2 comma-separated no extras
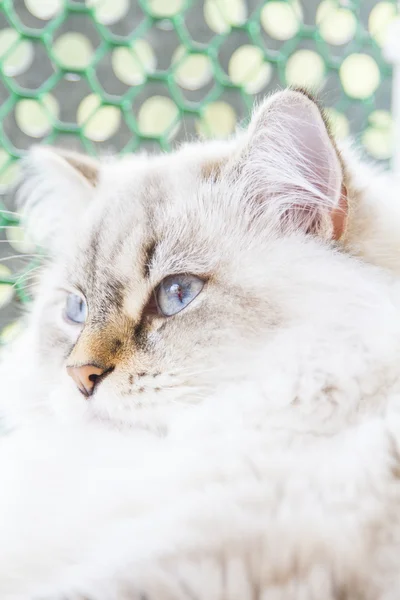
105,279,125,311
88,225,101,288
143,240,157,278
89,279,126,325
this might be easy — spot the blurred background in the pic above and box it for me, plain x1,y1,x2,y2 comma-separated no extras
0,0,398,342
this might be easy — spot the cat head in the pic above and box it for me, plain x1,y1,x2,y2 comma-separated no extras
15,89,352,429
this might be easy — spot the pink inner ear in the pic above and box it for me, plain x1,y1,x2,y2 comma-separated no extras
244,90,345,239
331,185,348,241
283,186,348,240
278,97,342,206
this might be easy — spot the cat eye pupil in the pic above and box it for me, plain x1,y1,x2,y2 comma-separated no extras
169,283,183,302
156,275,204,317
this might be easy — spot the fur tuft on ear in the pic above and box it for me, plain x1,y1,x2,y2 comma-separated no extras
14,146,99,254
237,88,347,240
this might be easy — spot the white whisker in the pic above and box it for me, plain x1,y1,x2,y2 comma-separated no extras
0,254,42,264
0,208,22,217
13,266,43,288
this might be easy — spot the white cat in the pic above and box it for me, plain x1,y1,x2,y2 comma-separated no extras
2,89,400,599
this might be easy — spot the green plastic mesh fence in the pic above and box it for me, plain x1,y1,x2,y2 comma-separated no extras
0,0,398,343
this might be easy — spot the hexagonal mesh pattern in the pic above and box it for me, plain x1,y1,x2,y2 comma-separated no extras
0,0,397,343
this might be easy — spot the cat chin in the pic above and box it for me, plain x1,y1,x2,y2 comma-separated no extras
47,378,187,434
48,379,91,425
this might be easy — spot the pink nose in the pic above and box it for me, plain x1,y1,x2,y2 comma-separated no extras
67,364,107,398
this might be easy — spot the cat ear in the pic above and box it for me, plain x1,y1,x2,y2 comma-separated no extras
15,146,99,253
238,89,347,240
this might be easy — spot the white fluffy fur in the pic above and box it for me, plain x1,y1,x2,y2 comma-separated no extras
2,90,400,599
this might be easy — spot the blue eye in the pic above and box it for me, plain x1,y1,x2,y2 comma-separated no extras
64,293,87,324
156,274,204,317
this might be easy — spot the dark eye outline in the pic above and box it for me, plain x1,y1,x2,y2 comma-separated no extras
153,274,206,318
63,292,88,325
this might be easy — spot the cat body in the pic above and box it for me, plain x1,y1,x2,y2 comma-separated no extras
2,89,400,598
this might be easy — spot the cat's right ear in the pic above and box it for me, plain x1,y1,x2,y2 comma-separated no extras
14,146,99,253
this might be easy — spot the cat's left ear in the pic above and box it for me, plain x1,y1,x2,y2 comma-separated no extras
237,89,347,240
15,146,99,253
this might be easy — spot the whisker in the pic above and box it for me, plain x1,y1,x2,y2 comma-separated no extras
16,280,42,292
13,266,43,288
0,241,46,255
168,396,204,406
18,270,42,281
0,254,42,263
16,279,41,291
0,209,22,217
15,284,37,295
0,240,43,247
